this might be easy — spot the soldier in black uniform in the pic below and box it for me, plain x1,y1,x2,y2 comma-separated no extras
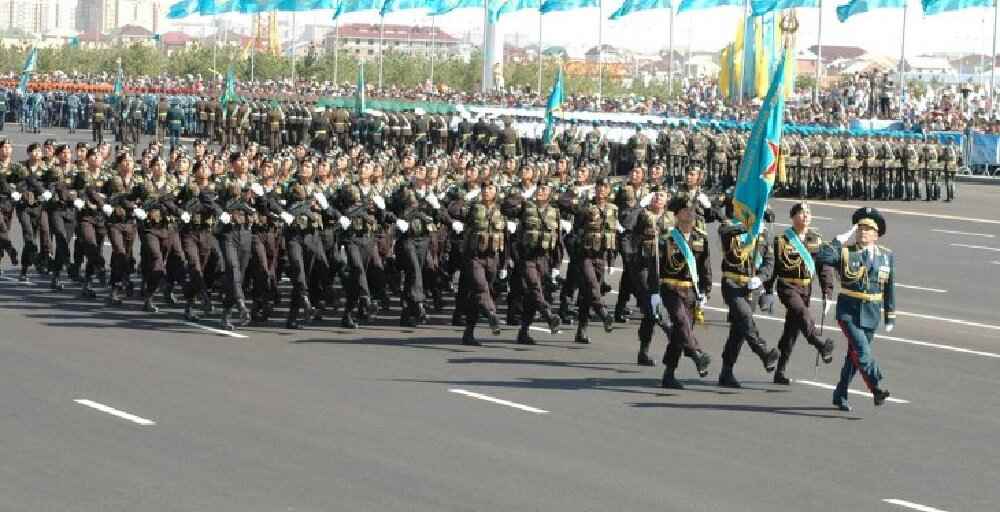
457,179,505,345
137,182,185,313
762,201,836,384
177,164,223,321
560,177,617,344
392,187,442,327
282,184,332,329
631,191,674,366
155,97,170,144
651,195,713,389
337,182,389,329
311,106,332,155
716,199,780,388
92,95,109,143
218,182,256,330
500,117,521,161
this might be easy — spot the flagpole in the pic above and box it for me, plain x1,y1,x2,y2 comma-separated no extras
537,14,544,95
430,15,438,89
898,0,907,107
737,0,748,104
667,7,674,97
292,12,298,83
815,0,823,104
334,18,340,85
597,0,604,102
378,15,385,91
991,0,997,114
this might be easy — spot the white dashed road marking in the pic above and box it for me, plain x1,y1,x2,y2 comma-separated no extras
794,380,910,404
882,498,950,512
449,388,549,414
74,399,156,426
181,321,248,339
932,228,994,238
950,243,1000,252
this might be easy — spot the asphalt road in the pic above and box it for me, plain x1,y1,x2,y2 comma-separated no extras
1,127,998,512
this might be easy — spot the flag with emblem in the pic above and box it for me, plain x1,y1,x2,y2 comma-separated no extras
733,47,788,244
17,48,38,95
542,66,564,145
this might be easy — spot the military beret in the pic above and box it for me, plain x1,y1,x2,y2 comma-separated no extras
852,206,886,236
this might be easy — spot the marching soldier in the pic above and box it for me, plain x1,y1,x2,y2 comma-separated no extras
763,201,836,385
337,178,389,329
457,179,506,345
649,194,713,389
217,182,255,330
816,207,895,411
392,187,442,327
716,200,780,388
177,163,222,321
137,182,185,313
631,190,673,366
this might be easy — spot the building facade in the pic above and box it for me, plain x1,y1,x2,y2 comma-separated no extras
322,23,469,59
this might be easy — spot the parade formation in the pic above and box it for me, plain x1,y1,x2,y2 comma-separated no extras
0,83,905,412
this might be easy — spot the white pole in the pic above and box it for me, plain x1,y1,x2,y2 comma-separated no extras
378,15,385,91
991,0,997,114
481,1,489,93
899,0,907,107
815,0,823,104
667,7,674,97
291,12,297,82
333,18,340,85
538,14,544,95
598,0,604,102
430,15,437,89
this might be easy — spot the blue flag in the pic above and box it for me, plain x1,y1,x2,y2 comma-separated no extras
381,0,432,16
239,0,280,11
113,59,124,97
334,0,383,17
356,61,366,114
609,0,670,19
490,0,541,21
836,0,905,21
220,64,239,107
676,0,740,12
429,0,483,15
733,48,788,244
167,0,198,18
17,48,38,95
198,0,239,15
540,0,598,13
750,0,816,15
276,0,336,10
542,67,564,145
921,0,990,15
68,36,80,48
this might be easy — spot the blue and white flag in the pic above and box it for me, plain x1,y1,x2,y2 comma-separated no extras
609,0,670,19
750,0,816,16
167,0,198,18
676,0,740,12
836,0,905,21
429,0,484,15
539,0,599,14
490,0,541,21
333,0,383,17
17,48,38,95
276,0,336,10
921,0,990,15
381,0,433,16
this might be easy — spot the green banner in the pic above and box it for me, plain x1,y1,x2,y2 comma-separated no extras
317,97,457,114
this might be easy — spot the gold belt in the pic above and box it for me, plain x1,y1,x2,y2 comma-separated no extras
839,290,882,302
723,271,751,285
780,277,812,286
660,277,694,288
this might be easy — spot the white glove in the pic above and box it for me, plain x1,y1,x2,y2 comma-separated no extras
338,216,350,229
426,194,440,209
697,192,711,209
499,269,508,280
451,220,464,234
396,218,409,233
40,190,53,202
698,297,708,309
650,293,662,311
102,204,113,216
824,300,833,315
315,193,329,210
73,198,85,210
133,208,147,220
748,276,762,290
550,268,560,279
373,196,386,210
464,190,479,201
10,191,21,202
507,221,517,234
437,191,448,201
616,221,625,234
639,193,653,208
885,322,895,333
250,183,264,196
560,219,572,233
279,199,287,206
835,225,857,244
180,211,191,223
220,212,231,225
521,187,534,199
281,212,295,225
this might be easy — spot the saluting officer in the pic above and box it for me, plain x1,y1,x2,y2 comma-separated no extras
815,207,895,411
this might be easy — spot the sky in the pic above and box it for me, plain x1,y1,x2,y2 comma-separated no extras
166,1,1000,58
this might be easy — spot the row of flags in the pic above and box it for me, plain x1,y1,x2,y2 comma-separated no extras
167,0,1000,23
718,10,794,102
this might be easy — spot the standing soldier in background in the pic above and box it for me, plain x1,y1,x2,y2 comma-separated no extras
92,95,108,144
268,101,284,151
155,96,170,144
941,140,959,202
626,125,648,175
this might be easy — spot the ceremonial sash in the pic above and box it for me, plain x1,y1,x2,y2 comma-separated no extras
784,227,816,277
671,227,699,291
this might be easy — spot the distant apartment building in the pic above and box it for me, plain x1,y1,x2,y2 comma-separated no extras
0,0,51,34
322,23,468,58
76,0,161,35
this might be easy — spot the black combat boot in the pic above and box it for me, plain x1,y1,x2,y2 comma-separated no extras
342,311,358,329
143,296,159,313
235,300,251,326
718,365,742,388
689,350,712,378
773,353,791,385
461,320,480,346
516,325,535,345
184,299,200,321
760,347,780,373
542,308,561,334
574,322,590,344
638,339,655,367
108,285,124,306
811,336,835,364
661,367,684,389
80,277,97,299
873,388,891,407
50,276,64,291
286,297,302,330
486,310,502,336
221,307,235,331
